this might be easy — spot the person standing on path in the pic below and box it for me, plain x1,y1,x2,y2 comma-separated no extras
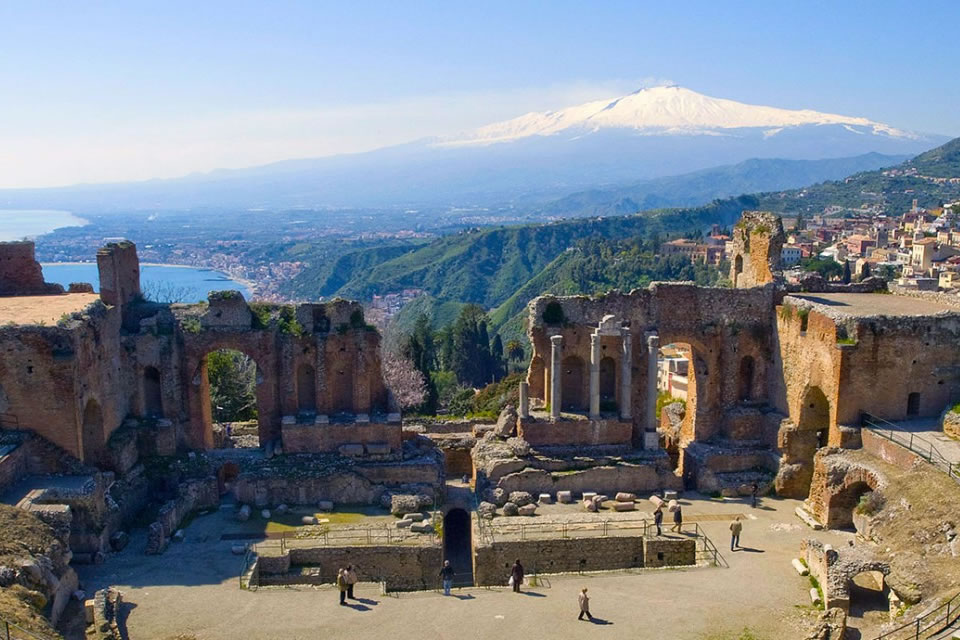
730,516,743,551
653,504,664,536
511,559,524,593
751,483,759,508
439,560,455,596
577,587,594,621
344,564,358,600
671,504,683,533
336,567,348,605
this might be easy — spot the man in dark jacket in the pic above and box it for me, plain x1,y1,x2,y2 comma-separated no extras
439,560,455,596
671,505,683,533
511,559,524,593
653,505,664,536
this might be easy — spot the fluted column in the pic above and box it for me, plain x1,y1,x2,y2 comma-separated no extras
519,381,529,418
619,331,633,421
645,332,660,441
589,333,601,418
550,335,563,420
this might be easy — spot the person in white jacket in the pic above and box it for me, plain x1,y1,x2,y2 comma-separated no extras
578,587,594,621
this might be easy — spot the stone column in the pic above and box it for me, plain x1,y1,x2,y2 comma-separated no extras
620,331,633,421
550,335,563,420
519,381,529,419
645,332,660,443
589,333,601,419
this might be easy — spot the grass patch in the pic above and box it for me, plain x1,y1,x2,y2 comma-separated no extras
703,628,767,640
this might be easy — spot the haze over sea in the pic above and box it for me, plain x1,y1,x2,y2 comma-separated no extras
41,263,252,303
0,209,89,241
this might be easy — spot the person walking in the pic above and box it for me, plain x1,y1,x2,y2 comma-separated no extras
510,559,524,593
670,504,683,533
750,483,759,508
336,567,348,605
730,516,743,551
577,587,594,621
344,564,358,600
439,560,455,596
653,504,664,536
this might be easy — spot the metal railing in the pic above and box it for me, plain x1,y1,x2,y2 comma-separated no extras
862,413,960,485
1,616,55,640
253,525,441,555
873,591,960,640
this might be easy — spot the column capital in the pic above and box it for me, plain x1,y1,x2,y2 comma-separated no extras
550,334,564,346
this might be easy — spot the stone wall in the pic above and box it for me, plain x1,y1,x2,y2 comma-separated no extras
860,429,926,472
256,544,443,591
806,450,886,529
518,417,632,447
0,241,62,296
282,422,402,454
146,476,219,554
729,211,785,288
473,535,694,586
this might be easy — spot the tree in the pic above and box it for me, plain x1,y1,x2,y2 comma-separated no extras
207,350,257,423
491,334,506,381
400,314,438,413
381,351,428,411
506,339,525,363
859,261,871,280
842,260,852,284
448,305,493,387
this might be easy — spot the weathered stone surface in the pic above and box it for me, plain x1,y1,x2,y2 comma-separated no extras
477,502,497,519
537,493,552,504
615,492,636,502
260,509,271,519
508,491,534,507
583,498,598,512
556,490,572,503
338,444,365,458
502,502,519,516
805,608,846,640
518,504,537,516
395,519,412,528
493,405,518,439
612,501,635,512
109,531,129,552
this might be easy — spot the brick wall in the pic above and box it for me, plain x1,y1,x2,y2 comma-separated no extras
282,422,402,454
518,418,632,447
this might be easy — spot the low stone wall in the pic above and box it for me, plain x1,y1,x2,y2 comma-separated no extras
860,429,924,472
493,460,681,497
146,476,219,554
518,417,632,447
473,535,695,586
255,544,443,591
282,422,402,454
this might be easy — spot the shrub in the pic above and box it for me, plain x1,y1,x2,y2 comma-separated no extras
855,491,884,516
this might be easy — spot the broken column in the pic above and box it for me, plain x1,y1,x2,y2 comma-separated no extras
550,334,563,420
519,381,529,418
645,332,659,443
619,330,633,421
589,332,601,418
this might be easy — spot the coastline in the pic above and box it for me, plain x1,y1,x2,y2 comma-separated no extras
40,262,257,295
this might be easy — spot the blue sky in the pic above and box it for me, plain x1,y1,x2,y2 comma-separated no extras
1,1,958,187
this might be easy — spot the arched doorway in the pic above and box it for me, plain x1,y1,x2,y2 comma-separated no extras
849,570,889,621
143,366,163,417
799,386,830,450
599,356,616,408
331,361,354,415
81,399,103,463
734,255,743,287
199,349,263,447
827,482,875,530
737,356,755,402
906,392,920,417
561,356,584,411
443,508,473,587
297,364,317,414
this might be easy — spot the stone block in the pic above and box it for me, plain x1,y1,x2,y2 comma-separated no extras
615,492,636,502
556,490,573,504
612,501,635,512
261,509,271,519
314,414,330,425
518,504,537,516
503,502,519,516
317,501,334,511
109,531,129,552
795,506,823,530
583,499,598,512
810,588,822,606
365,442,391,455
387,412,402,423
644,431,660,449
84,599,95,624
405,513,426,522
338,444,365,457
663,490,678,501
235,504,252,522
792,558,809,576
582,492,598,502
281,415,296,426
538,493,552,504
395,519,412,528
302,516,318,525
231,545,246,555
593,494,609,506
648,495,665,508
508,491,534,506
410,521,434,533
355,413,370,424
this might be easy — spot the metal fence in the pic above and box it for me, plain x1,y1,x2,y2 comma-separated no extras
0,617,55,640
862,413,960,485
252,525,441,556
873,591,960,640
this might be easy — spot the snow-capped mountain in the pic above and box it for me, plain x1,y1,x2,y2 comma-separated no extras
438,85,920,147
0,86,947,211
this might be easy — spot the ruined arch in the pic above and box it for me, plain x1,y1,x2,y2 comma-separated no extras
733,255,744,288
906,392,920,416
191,348,269,448
827,480,875,530
737,356,755,402
599,356,616,404
81,398,103,463
143,366,163,417
561,355,585,411
657,336,715,444
442,508,473,586
799,385,831,448
297,363,317,414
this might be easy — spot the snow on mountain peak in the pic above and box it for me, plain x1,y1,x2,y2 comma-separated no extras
436,86,916,147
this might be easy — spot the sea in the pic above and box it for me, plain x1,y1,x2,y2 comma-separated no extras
41,263,253,303
0,209,89,241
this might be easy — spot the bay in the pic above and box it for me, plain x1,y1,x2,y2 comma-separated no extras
41,263,253,303
0,209,89,241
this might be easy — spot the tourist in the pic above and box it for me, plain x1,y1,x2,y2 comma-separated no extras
671,504,683,533
730,516,743,550
345,564,358,599
336,567,348,605
653,504,664,536
439,560,455,596
510,559,524,593
751,483,759,508
577,587,594,621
